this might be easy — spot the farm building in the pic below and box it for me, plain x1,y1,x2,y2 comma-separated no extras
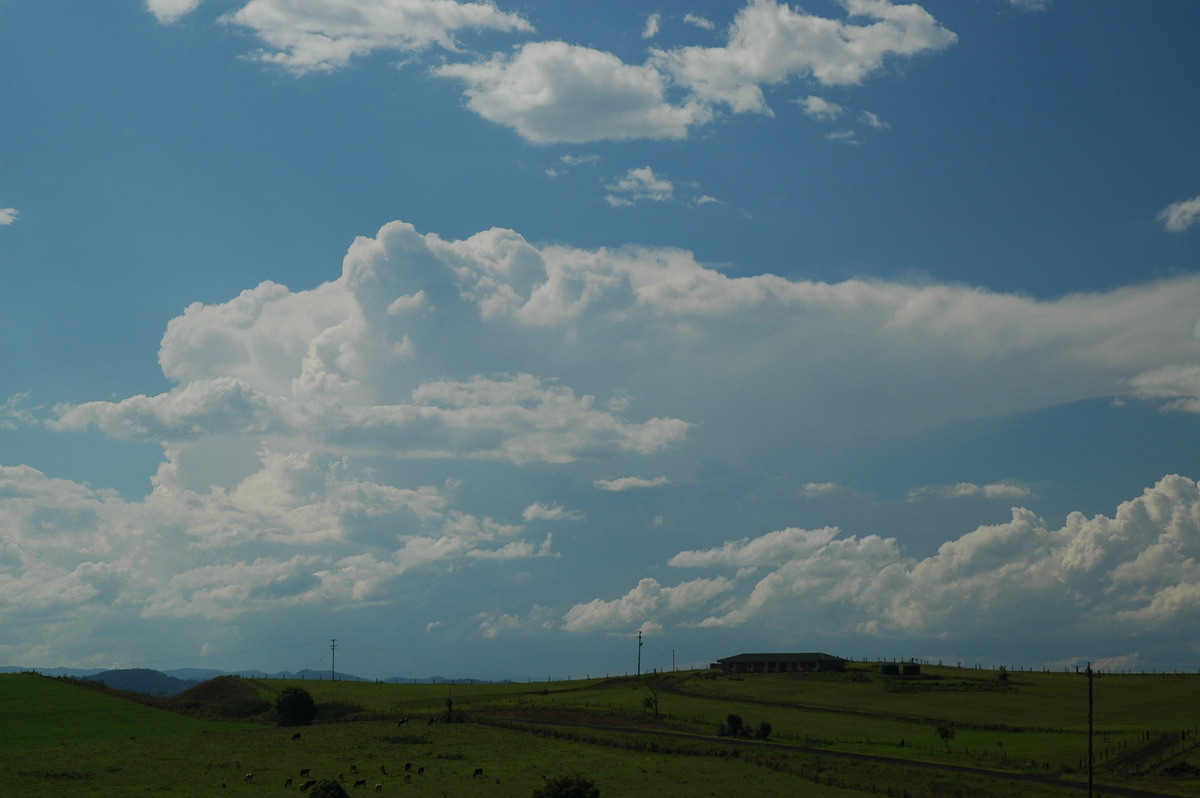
711,652,846,674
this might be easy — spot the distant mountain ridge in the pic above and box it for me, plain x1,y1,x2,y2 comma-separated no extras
0,666,509,697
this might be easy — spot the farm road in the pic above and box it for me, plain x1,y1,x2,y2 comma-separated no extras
487,715,1185,798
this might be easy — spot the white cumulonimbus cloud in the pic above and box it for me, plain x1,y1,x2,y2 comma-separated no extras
7,215,1200,664
565,475,1200,645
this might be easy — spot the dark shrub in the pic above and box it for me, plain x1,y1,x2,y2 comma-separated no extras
276,686,317,726
532,774,600,798
755,720,772,740
308,779,350,798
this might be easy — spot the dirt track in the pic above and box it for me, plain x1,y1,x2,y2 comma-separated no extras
487,714,1189,798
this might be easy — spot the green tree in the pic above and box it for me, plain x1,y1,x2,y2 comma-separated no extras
754,720,773,740
726,714,745,737
935,723,956,752
532,774,600,798
643,681,661,716
276,686,317,726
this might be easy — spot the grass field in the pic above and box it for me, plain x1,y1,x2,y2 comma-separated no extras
4,664,1200,797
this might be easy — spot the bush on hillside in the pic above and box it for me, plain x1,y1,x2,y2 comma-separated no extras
276,687,317,726
308,779,350,798
169,675,271,719
532,774,600,798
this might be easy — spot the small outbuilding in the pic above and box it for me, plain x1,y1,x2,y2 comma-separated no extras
711,652,846,674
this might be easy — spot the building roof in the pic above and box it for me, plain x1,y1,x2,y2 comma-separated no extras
715,652,844,663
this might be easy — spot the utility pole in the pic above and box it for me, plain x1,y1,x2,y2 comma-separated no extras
636,630,643,676
1087,662,1094,798
330,639,338,682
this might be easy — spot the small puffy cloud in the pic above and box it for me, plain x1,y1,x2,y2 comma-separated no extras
1,393,36,430
522,502,584,522
436,41,710,143
668,526,840,568
561,154,599,167
0,208,18,225
1008,0,1049,9
860,110,889,129
477,604,556,638
798,95,845,121
653,0,957,114
643,13,661,39
146,0,201,23
798,481,849,499
1159,195,1200,233
594,476,670,491
223,0,533,74
906,481,1033,502
604,166,674,207
561,575,733,632
683,13,715,30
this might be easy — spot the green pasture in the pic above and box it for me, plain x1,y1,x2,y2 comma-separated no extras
6,665,1200,797
2,709,857,797
0,672,243,748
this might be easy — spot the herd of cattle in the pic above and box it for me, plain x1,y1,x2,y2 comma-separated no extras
237,723,487,792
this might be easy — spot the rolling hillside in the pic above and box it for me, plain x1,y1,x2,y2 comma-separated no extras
5,664,1200,797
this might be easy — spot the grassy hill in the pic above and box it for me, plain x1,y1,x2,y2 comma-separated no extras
5,664,1200,797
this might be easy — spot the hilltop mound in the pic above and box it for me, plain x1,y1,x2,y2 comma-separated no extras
170,675,271,719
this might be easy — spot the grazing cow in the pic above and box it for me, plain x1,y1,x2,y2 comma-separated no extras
379,764,388,775
417,767,424,776
300,768,311,777
244,773,253,782
404,763,411,772
397,718,408,725
353,779,367,788
285,777,293,788
472,768,485,778
427,717,437,725
300,780,318,792
338,771,345,781
374,785,383,792
403,775,411,784
292,732,302,740
350,765,359,774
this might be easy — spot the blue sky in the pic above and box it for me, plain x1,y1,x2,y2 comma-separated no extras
3,0,1200,680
